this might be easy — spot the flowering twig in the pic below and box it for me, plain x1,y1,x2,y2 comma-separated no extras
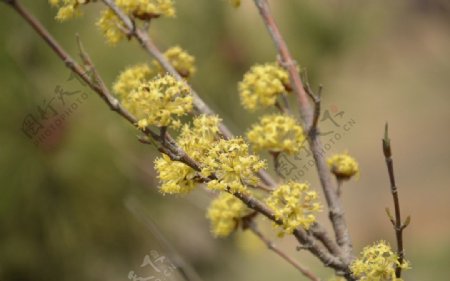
3,0,348,271
243,219,321,281
252,0,353,263
382,123,410,278
97,3,347,269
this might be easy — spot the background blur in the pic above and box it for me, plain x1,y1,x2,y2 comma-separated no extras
1,0,449,280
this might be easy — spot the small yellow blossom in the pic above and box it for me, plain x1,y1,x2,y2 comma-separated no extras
177,115,221,161
113,64,155,99
154,154,197,194
123,74,192,128
239,63,290,111
266,181,321,234
201,138,266,193
206,193,249,237
97,9,127,45
327,153,359,180
247,114,306,154
50,0,88,22
350,240,410,281
153,46,197,78
116,0,176,19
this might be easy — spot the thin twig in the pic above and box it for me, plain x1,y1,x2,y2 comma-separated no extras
382,123,409,278
252,0,353,263
244,221,321,281
305,83,322,135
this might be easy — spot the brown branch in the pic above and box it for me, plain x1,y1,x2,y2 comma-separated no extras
252,0,353,263
244,221,321,281
382,123,409,278
4,0,347,273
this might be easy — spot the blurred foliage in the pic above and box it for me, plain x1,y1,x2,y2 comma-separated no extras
0,0,449,280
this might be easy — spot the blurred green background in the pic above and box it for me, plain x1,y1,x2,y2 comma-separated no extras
1,0,449,280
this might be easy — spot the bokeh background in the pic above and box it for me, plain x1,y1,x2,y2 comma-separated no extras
1,0,449,280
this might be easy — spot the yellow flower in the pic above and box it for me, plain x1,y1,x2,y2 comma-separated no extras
154,154,197,194
50,0,88,22
206,193,249,237
116,0,176,19
239,62,290,111
177,115,221,161
201,138,266,194
113,64,155,99
247,114,306,154
350,241,410,281
153,46,197,78
123,74,192,128
97,9,127,45
266,181,321,234
327,153,359,180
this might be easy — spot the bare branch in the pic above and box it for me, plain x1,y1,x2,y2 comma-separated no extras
382,123,409,278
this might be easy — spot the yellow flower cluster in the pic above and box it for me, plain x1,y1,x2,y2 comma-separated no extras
239,63,290,111
247,114,306,154
154,115,220,194
49,0,88,22
97,0,175,45
113,64,155,99
206,193,249,237
350,241,410,281
266,181,321,234
327,153,359,180
116,0,175,19
201,138,266,193
154,154,197,194
123,74,192,128
154,46,197,78
177,115,221,161
113,48,195,95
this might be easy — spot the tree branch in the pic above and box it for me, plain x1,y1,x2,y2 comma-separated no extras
252,0,353,263
382,123,409,278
